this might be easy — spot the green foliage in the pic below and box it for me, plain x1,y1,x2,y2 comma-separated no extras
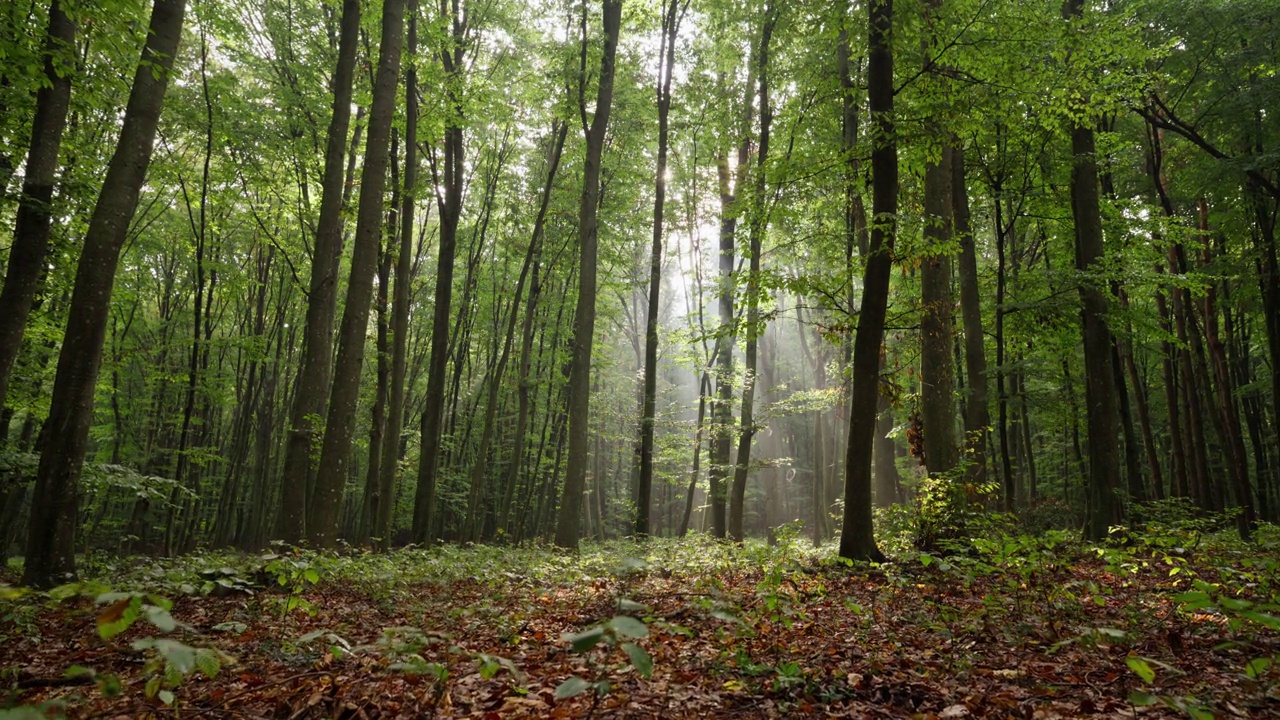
557,607,653,701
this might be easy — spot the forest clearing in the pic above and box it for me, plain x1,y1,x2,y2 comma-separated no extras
3,526,1279,719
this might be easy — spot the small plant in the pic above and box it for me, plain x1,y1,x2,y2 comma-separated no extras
262,551,324,616
556,603,653,715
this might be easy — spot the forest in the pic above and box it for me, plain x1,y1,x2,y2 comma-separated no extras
0,0,1278,716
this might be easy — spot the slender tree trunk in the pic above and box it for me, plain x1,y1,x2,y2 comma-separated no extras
679,372,710,538
0,0,75,413
1065,0,1123,540
636,0,685,538
23,0,187,588
413,0,470,543
1117,288,1164,500
918,0,957,491
554,0,622,550
309,0,405,547
361,233,394,543
994,188,1016,510
729,5,777,542
920,146,956,479
373,2,420,549
278,0,361,543
838,0,892,563
952,146,990,491
1198,202,1256,538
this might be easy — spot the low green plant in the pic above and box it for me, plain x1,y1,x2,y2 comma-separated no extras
557,602,653,715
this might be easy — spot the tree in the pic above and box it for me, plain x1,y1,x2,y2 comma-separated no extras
309,0,406,547
0,0,75,415
1063,0,1122,541
277,0,361,543
412,0,470,544
23,0,188,588
838,0,892,564
728,3,778,542
635,0,686,539
555,0,622,550
373,0,421,549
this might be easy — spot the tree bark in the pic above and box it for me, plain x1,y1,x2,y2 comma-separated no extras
23,0,187,588
838,0,892,563
278,0,361,543
308,0,405,547
729,4,777,542
1065,0,1122,541
413,0,468,543
636,0,685,538
0,0,75,414
373,2,420,549
952,147,990,490
554,0,622,550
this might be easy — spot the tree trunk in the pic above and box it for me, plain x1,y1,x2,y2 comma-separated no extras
729,5,777,542
413,0,470,543
0,0,75,413
373,2,420,549
361,230,394,543
278,0,361,543
1198,201,1256,538
22,0,187,588
309,0,405,547
554,0,622,550
920,144,956,480
838,0,892,563
1065,0,1122,541
636,0,684,538
952,147,990,490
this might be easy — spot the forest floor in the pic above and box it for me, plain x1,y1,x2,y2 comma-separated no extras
3,523,1280,719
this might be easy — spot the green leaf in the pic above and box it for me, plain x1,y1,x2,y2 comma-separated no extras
1127,691,1157,706
617,598,647,612
1237,611,1280,630
0,708,54,719
554,676,591,699
144,606,178,633
195,650,221,678
563,626,605,653
144,676,161,699
1126,655,1156,684
303,568,320,584
608,616,649,639
65,665,96,679
621,642,653,678
158,689,175,705
1244,656,1272,679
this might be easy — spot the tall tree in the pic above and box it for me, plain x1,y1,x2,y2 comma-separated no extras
1063,0,1122,541
635,0,685,538
952,146,990,487
412,0,469,543
729,3,778,542
838,0,892,563
277,0,361,543
309,0,406,547
22,0,187,588
373,0,421,549
0,0,75,415
554,0,622,550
